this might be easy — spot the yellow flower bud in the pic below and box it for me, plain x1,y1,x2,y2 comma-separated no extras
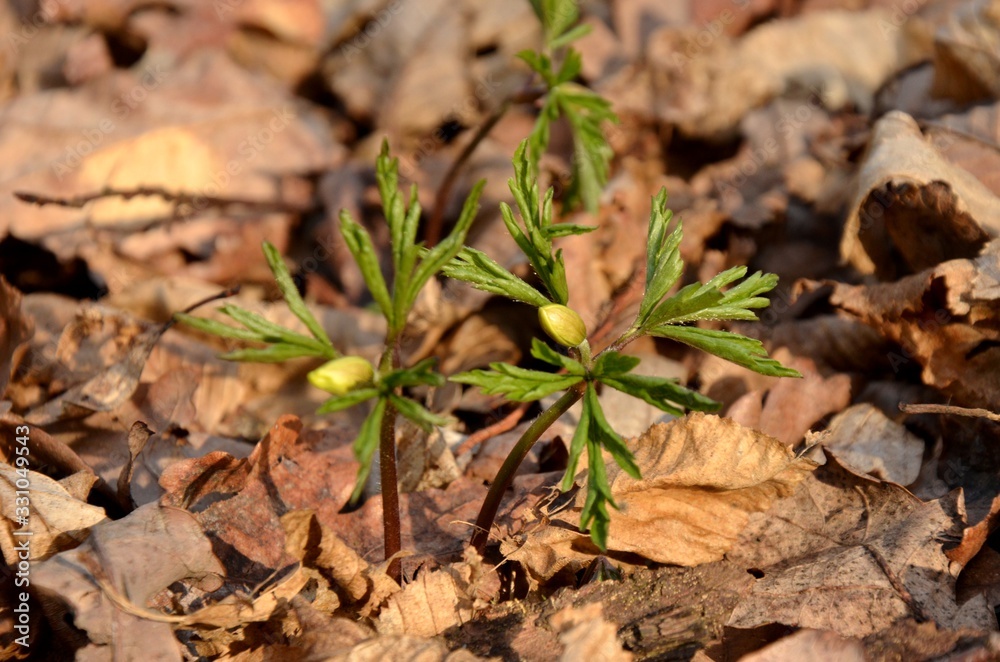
307,356,374,395
538,304,587,347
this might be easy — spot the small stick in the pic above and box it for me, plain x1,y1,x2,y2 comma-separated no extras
900,403,1000,423
455,403,529,457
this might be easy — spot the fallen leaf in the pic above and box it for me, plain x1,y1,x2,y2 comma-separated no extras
840,111,1000,278
727,456,997,637
738,629,865,662
0,277,31,398
507,414,817,580
32,504,224,658
550,602,633,662
822,403,924,485
824,246,1000,410
0,465,108,563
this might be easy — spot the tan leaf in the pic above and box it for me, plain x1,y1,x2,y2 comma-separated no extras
727,456,997,637
0,277,32,399
0,464,108,563
739,629,865,662
825,246,1000,409
823,404,924,485
378,548,498,638
840,111,1000,277
508,414,817,579
551,602,633,662
32,504,223,659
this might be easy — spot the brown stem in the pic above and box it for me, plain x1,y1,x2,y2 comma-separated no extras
426,87,546,248
470,383,586,553
379,399,402,583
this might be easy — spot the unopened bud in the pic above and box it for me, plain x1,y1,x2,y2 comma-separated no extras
308,356,374,395
538,304,587,347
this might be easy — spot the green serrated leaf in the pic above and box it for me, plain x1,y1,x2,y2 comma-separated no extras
219,305,327,351
339,210,394,328
220,343,325,363
580,434,614,550
542,223,597,238
404,179,485,315
550,24,592,51
585,384,640,479
637,190,684,326
174,312,264,342
440,247,551,308
561,402,590,491
349,398,387,503
316,387,380,414
451,364,582,402
590,352,641,379
601,373,720,415
381,358,446,389
651,325,802,378
388,393,452,432
261,241,336,354
530,338,586,375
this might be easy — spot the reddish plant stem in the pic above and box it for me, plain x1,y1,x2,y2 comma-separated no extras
455,402,529,457
426,87,546,248
470,383,586,553
379,399,402,583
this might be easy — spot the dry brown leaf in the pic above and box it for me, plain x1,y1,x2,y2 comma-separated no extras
507,414,817,580
0,277,31,399
550,602,633,662
281,509,372,603
648,9,916,140
322,0,472,139
727,456,997,638
739,629,865,661
931,0,1000,103
0,464,108,564
840,111,1000,277
32,504,223,659
739,353,851,447
825,247,1000,410
822,403,924,485
0,53,338,261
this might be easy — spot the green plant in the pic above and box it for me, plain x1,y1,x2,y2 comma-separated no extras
176,0,798,575
445,147,799,552
177,143,484,582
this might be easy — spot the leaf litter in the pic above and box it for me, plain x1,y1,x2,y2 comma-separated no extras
0,1,999,660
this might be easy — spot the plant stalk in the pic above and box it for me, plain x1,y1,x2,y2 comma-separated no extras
470,382,586,553
379,399,402,582
379,333,404,583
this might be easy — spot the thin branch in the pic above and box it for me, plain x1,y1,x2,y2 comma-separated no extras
426,88,546,248
900,403,1000,423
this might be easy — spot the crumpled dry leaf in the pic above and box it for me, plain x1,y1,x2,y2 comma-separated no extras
506,414,817,580
322,0,472,139
822,403,924,485
32,504,224,659
378,547,498,638
0,277,31,398
159,415,358,583
648,9,917,140
726,352,851,447
931,0,1000,103
727,456,998,638
823,246,1000,410
0,53,339,262
840,111,1000,277
0,465,108,564
550,602,633,662
738,629,865,662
